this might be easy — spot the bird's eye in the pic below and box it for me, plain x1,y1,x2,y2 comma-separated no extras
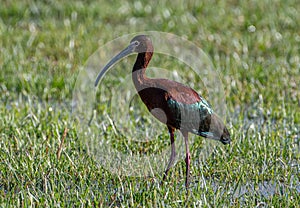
134,41,139,46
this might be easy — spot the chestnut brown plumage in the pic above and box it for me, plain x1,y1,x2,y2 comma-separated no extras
95,35,231,189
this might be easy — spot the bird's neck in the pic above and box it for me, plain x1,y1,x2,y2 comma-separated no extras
132,52,153,90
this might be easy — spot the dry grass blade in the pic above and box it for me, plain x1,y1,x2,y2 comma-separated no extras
57,127,68,160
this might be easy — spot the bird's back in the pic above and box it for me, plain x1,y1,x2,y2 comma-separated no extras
137,78,213,132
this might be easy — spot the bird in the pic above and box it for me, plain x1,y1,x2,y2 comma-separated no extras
95,35,231,189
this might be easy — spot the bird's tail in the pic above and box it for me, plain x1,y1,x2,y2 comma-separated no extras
196,113,231,145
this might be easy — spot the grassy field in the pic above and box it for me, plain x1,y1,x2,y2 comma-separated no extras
1,0,299,207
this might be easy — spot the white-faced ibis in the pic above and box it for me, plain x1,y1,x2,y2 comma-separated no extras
95,35,230,189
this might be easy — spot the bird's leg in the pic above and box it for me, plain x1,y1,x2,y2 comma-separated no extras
163,127,176,181
183,131,191,189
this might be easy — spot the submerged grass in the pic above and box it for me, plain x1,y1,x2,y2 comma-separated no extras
1,0,299,207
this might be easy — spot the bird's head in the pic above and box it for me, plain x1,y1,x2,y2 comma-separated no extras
95,35,153,86
129,35,153,53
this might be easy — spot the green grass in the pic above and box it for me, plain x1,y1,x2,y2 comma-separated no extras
1,0,299,207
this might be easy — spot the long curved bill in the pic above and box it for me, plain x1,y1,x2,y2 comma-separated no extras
94,42,136,87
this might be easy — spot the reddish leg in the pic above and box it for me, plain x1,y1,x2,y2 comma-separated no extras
182,131,190,189
163,127,176,181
